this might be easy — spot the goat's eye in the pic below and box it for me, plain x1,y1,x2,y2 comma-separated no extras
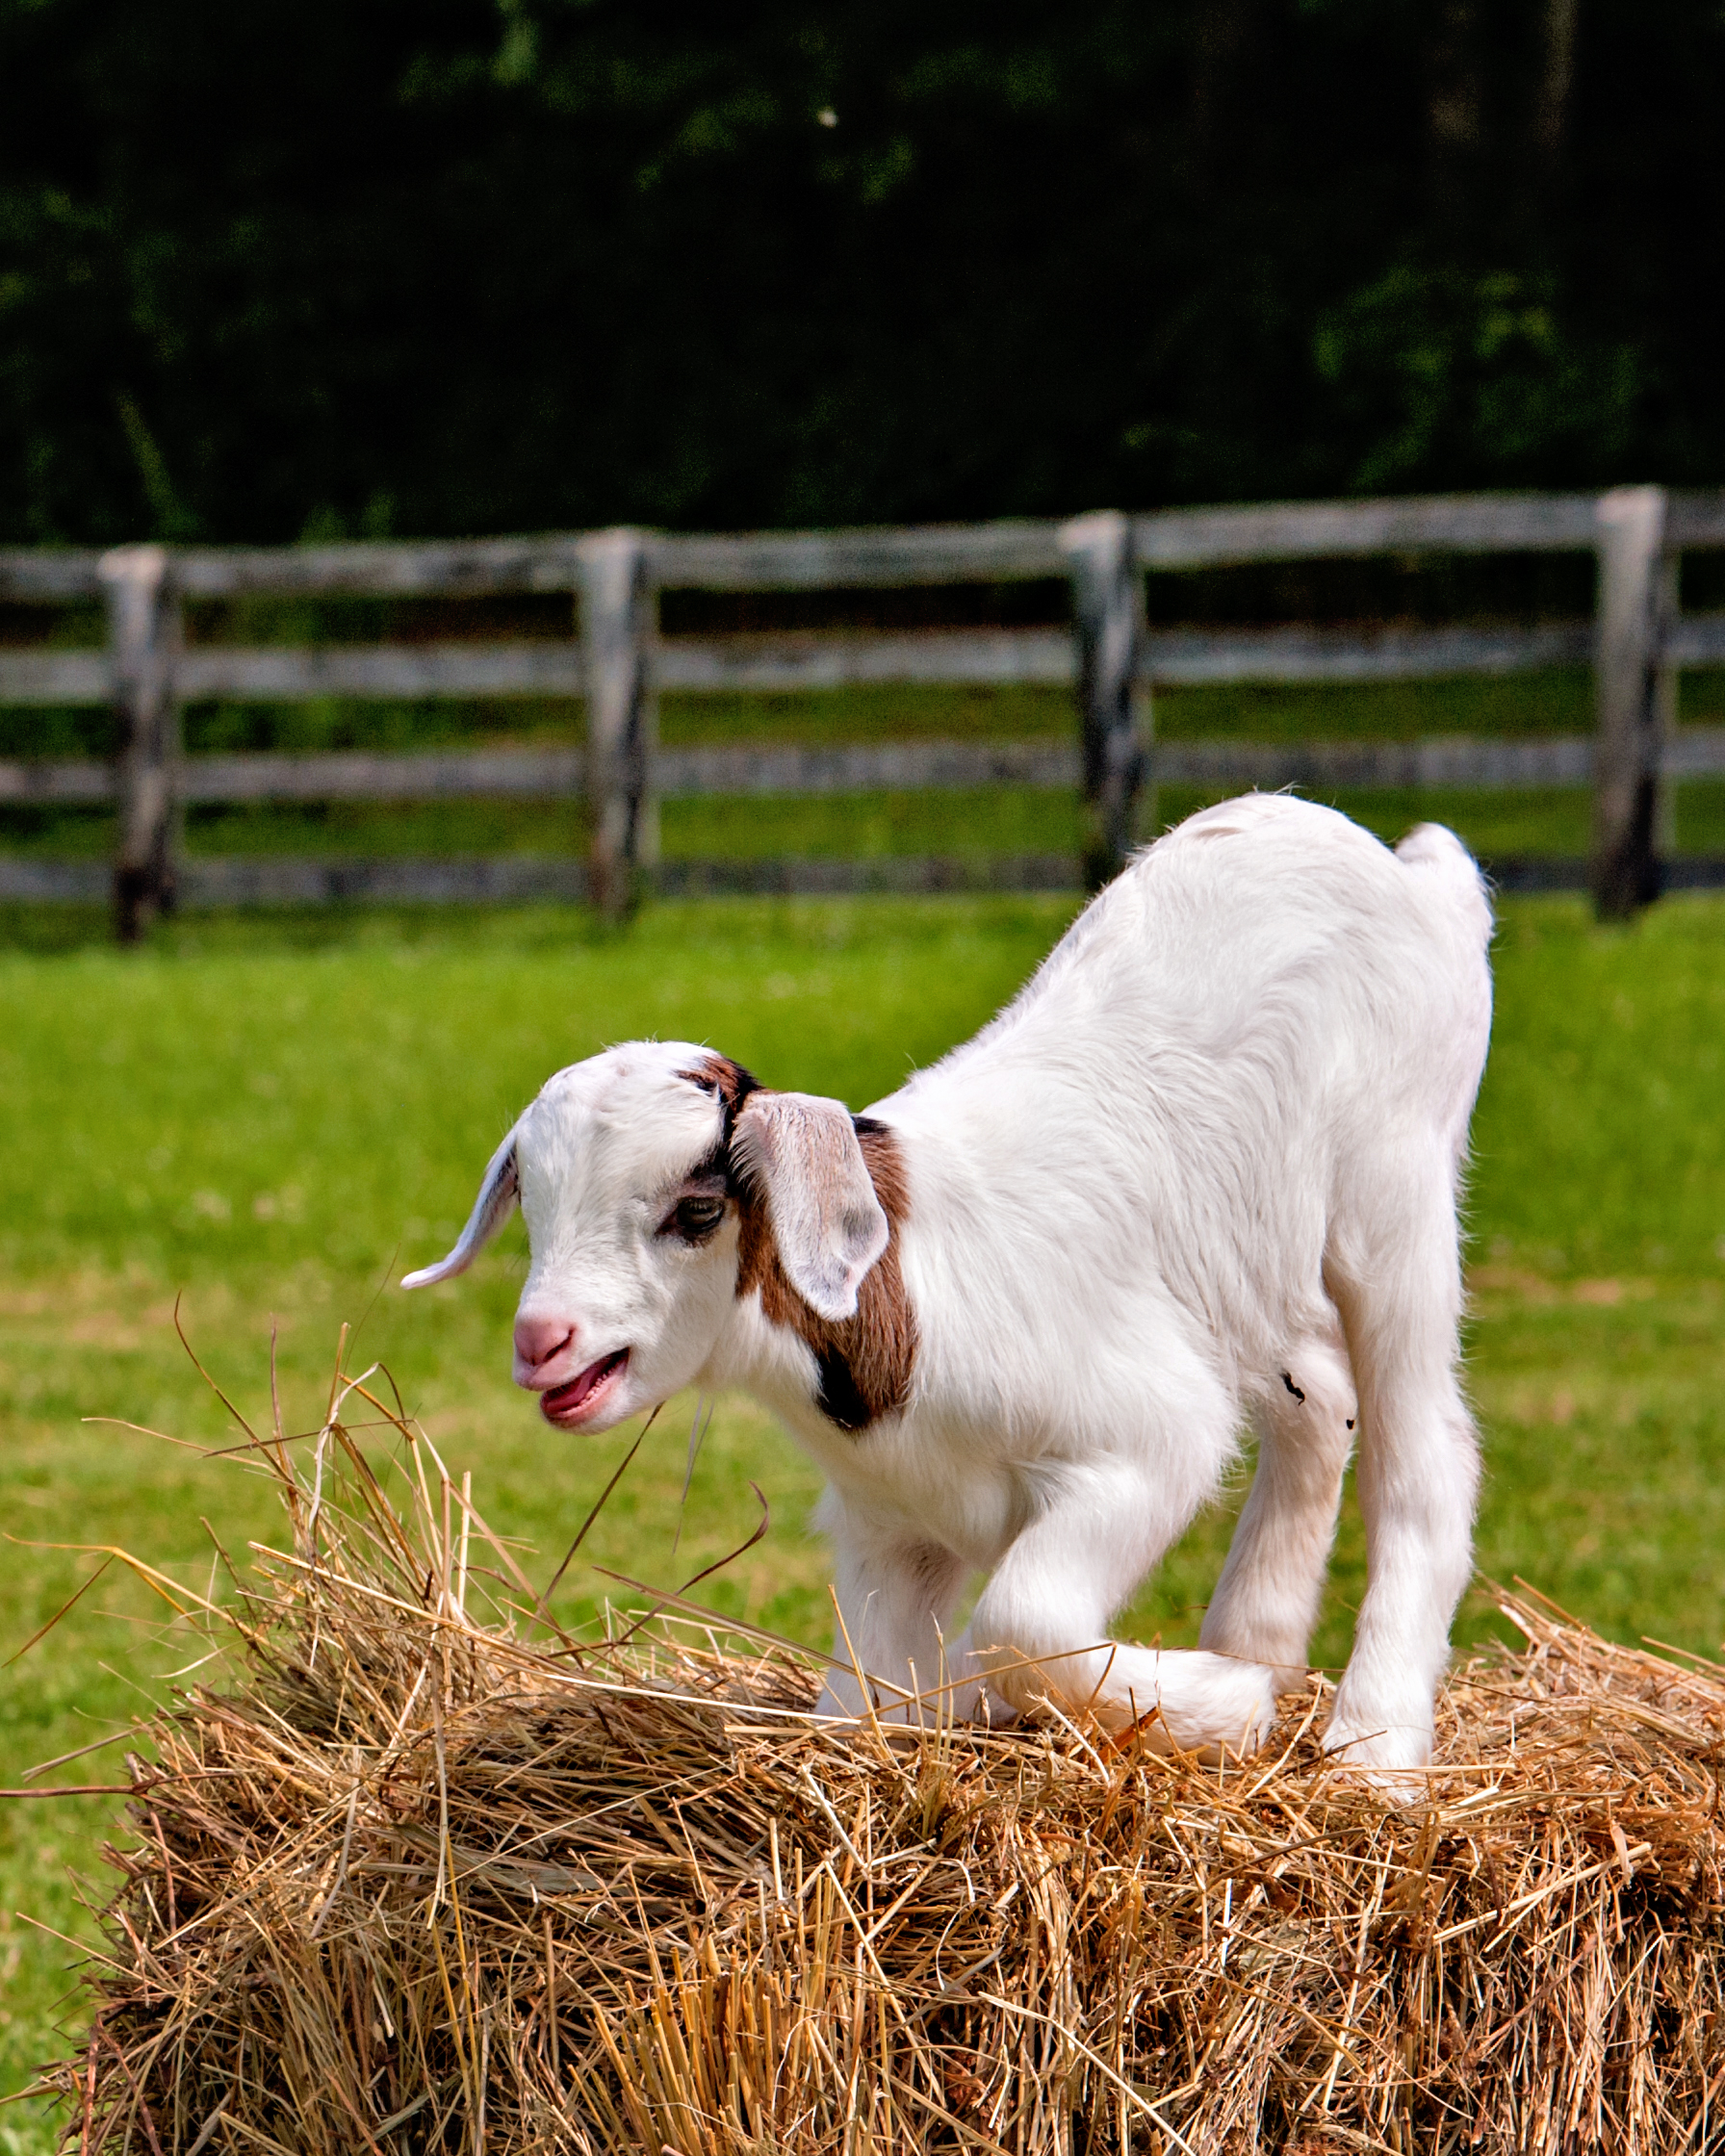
665,1194,727,1244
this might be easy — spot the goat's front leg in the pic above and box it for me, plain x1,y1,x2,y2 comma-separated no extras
814,1492,973,1726
964,1464,1284,1758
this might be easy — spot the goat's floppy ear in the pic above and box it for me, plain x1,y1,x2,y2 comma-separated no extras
400,1126,520,1289
733,1091,889,1322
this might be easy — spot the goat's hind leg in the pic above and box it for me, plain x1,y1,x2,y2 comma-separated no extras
1199,1323,1356,1686
1325,1157,1480,1782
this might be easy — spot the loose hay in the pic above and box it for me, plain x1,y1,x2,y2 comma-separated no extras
34,1389,1725,2155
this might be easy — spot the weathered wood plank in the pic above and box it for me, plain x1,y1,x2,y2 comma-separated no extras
181,748,585,803
0,642,588,705
1154,727,1724,785
3,851,1086,906
1591,487,1668,917
172,621,1594,695
5,728,1723,812
1135,494,1601,568
656,627,1073,690
7,495,1725,617
657,739,1080,797
172,537,587,599
0,857,111,901
1,629,1067,703
0,622,1629,705
7,618,1715,707
0,553,105,603
652,523,1067,590
1654,553,1682,854
100,545,181,940
1062,512,1146,885
3,737,1081,805
0,757,116,803
3,847,1723,910
173,854,1084,905
579,528,655,918
176,642,585,699
1469,854,1725,894
632,724,1725,794
0,652,111,705
1666,496,1725,549
656,854,1082,896
1660,726,1725,778
1486,858,1592,892
176,855,591,906
1665,611,1725,666
1142,620,1593,682
1661,857,1725,888
1152,735,1597,788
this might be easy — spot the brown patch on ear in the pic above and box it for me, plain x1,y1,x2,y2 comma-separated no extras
736,1113,917,1433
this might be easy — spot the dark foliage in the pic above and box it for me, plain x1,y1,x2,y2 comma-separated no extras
1,0,1720,545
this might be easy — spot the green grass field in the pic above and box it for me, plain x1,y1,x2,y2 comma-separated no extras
1,885,1723,2149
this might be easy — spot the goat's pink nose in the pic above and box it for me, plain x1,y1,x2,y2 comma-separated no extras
513,1314,576,1371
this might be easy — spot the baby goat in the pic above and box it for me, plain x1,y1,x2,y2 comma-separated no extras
404,795,1493,1783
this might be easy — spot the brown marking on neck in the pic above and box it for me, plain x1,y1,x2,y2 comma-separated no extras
739,1115,917,1433
678,1057,918,1431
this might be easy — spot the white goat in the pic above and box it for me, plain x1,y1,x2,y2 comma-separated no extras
404,794,1493,1782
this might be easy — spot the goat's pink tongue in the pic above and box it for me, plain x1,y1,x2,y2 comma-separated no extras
546,1348,628,1417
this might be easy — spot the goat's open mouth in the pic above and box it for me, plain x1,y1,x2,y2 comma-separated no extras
540,1348,631,1426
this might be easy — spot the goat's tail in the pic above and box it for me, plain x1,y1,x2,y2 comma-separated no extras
1395,821,1493,948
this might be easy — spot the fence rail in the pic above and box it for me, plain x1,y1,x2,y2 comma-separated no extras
7,726,1725,814
2,487,1724,934
7,614,1725,710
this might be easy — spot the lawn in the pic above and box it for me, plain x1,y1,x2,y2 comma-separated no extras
1,883,1723,2150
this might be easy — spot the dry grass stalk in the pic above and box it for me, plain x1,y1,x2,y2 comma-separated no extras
32,1373,1725,2155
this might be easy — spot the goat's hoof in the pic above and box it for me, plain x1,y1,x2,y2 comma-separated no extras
1321,1719,1434,1805
1120,1661,1281,1763
1196,1659,1282,1759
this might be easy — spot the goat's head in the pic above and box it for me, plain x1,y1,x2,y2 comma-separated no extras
401,1042,890,1430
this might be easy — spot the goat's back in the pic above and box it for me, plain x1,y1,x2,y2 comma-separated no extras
900,792,1487,1098
871,795,1491,1380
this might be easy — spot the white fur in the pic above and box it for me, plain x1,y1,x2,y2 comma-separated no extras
405,796,1493,1785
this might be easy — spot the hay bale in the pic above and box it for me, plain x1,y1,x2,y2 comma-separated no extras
41,1406,1725,2155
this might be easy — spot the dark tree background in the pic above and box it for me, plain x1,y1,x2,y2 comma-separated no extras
0,0,1719,546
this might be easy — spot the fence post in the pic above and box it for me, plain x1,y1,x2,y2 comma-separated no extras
578,528,657,920
99,544,182,942
1653,548,1681,858
1591,485,1670,920
1061,511,1146,889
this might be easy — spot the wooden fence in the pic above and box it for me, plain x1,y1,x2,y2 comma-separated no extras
2,485,1724,937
